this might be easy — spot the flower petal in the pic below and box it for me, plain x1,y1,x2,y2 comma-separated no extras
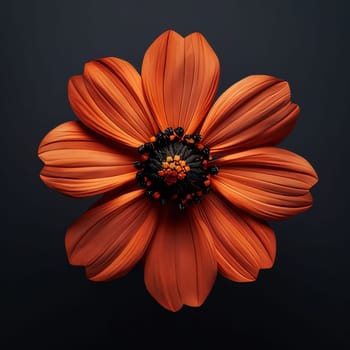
38,121,136,197
201,75,299,155
142,30,220,134
68,57,158,148
192,192,276,282
144,205,217,311
65,187,158,281
211,147,318,220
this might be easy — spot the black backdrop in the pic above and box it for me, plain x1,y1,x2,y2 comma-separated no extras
2,0,349,348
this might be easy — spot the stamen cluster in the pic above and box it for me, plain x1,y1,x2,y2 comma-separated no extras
135,127,219,209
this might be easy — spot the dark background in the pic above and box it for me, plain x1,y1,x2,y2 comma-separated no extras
2,0,349,348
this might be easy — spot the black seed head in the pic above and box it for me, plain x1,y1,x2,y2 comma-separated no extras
208,166,219,175
163,127,174,136
144,142,154,151
202,147,210,158
178,202,186,210
204,187,211,194
193,134,202,142
156,133,167,146
150,173,163,182
136,171,144,181
192,196,201,203
136,171,146,187
138,145,146,154
174,127,184,137
146,190,154,198
134,161,143,169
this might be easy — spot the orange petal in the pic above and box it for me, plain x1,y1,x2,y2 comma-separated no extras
144,204,217,311
201,75,299,155
38,121,136,197
211,147,318,220
66,187,158,281
142,30,219,134
192,192,276,282
68,57,158,148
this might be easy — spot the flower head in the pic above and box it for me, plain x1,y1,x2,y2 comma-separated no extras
38,30,318,311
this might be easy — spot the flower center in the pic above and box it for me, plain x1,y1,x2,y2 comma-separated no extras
134,127,219,210
158,154,190,185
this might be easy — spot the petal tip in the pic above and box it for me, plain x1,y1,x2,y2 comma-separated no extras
185,31,204,39
68,74,81,85
37,143,44,161
83,57,116,76
157,29,183,41
310,166,319,187
64,228,79,266
83,60,98,76
86,271,105,282
67,75,82,99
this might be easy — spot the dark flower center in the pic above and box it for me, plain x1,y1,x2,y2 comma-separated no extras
134,127,219,210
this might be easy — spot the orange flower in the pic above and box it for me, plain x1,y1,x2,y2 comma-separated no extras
38,30,318,311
